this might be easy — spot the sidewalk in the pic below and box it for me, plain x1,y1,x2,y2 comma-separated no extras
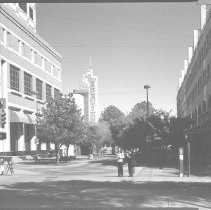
133,166,211,183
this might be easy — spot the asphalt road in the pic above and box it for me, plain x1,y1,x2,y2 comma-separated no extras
0,158,211,209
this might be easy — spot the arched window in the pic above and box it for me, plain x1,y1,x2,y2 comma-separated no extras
203,100,206,113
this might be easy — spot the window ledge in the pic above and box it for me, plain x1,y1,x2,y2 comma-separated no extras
10,90,22,97
24,95,34,101
38,100,45,105
23,110,33,114
8,106,21,112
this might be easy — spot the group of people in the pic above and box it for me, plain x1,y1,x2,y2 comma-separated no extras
116,149,137,177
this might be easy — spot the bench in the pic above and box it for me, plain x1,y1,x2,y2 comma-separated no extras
35,155,57,164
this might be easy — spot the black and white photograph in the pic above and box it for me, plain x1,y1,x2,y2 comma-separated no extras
0,0,211,209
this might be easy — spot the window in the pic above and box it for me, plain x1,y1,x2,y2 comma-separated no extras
10,33,19,52
24,72,32,96
7,32,11,47
46,84,52,102
10,65,19,91
45,60,51,72
19,3,27,13
54,88,60,99
22,43,31,60
208,96,211,108
36,79,42,100
29,7,33,20
0,27,3,43
203,101,206,113
33,51,37,64
36,53,42,67
198,104,202,115
195,109,197,124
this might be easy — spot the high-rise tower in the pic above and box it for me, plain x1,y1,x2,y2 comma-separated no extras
73,59,98,123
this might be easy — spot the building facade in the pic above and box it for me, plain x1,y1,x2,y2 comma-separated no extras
0,3,62,153
177,5,211,129
177,5,211,163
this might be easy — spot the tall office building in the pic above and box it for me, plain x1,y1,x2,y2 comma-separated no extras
0,3,62,153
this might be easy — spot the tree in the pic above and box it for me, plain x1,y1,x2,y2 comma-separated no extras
82,122,112,154
127,101,154,121
168,116,192,150
99,105,126,144
37,93,83,164
147,109,171,143
118,118,152,149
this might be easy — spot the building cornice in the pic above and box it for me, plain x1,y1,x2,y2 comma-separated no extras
0,4,62,62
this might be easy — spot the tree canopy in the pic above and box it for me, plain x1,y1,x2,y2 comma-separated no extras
127,101,154,121
82,122,112,154
37,93,84,163
99,105,126,144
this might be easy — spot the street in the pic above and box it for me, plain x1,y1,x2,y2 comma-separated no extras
0,158,211,209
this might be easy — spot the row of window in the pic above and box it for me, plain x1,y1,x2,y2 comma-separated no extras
18,3,34,20
186,61,211,109
190,96,211,124
10,64,60,102
0,26,61,80
185,26,211,91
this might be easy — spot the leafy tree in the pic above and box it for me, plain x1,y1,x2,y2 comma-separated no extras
82,122,112,154
147,109,171,143
99,105,126,144
168,116,192,150
127,101,154,121
37,93,83,164
118,118,152,149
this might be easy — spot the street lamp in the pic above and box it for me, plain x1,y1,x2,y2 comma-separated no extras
144,85,151,118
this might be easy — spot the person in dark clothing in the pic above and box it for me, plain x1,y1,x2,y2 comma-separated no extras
127,152,136,177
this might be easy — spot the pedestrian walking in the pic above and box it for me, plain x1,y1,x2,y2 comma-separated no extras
116,149,124,177
127,151,136,177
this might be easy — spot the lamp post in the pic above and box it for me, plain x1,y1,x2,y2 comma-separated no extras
144,85,151,118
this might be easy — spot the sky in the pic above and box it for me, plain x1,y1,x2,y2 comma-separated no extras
36,2,202,116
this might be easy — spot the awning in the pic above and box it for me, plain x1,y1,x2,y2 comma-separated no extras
9,110,36,124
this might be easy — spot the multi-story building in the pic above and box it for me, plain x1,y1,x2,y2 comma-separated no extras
0,3,62,154
72,62,98,156
73,62,98,123
177,5,211,163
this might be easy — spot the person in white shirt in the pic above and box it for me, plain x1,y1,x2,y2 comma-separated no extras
116,149,124,177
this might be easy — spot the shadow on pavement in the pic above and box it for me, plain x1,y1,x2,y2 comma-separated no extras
90,158,117,166
0,179,211,209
